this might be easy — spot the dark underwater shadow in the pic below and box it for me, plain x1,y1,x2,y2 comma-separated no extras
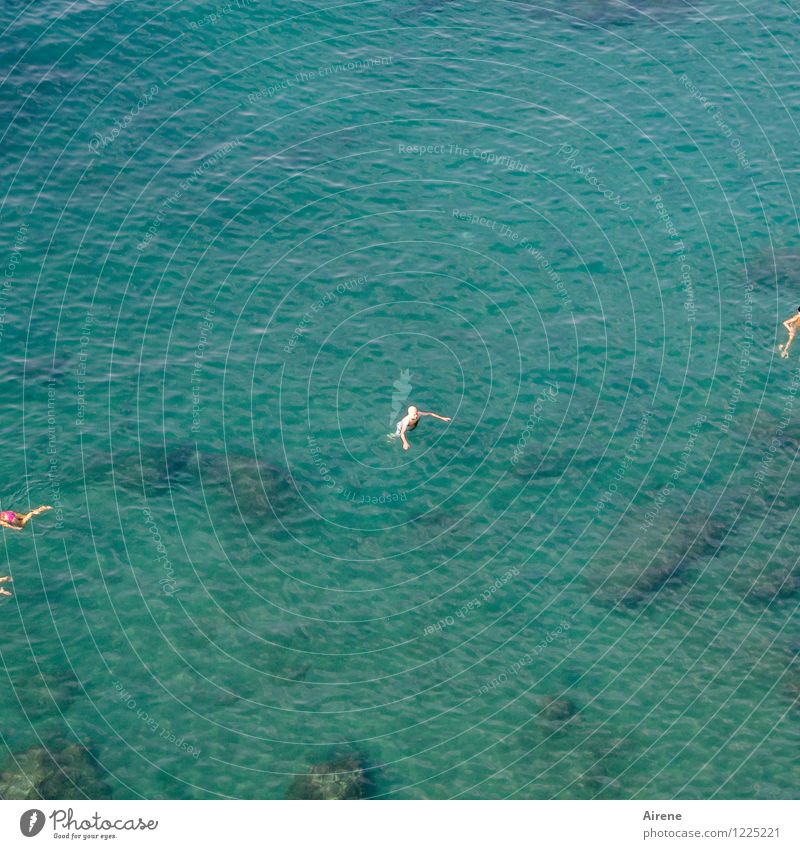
508,686,636,799
86,443,303,524
744,249,800,294
586,497,742,608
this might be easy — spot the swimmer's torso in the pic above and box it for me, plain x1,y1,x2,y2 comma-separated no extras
395,416,419,434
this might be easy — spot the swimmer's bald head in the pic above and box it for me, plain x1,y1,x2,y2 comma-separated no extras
408,405,419,418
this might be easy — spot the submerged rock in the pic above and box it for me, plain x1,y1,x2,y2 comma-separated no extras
6,354,72,383
540,696,578,725
9,668,84,721
286,753,373,800
745,251,800,291
512,450,602,483
746,563,800,604
256,629,314,683
97,444,300,520
0,744,111,800
200,452,293,494
197,452,299,522
594,546,695,609
88,443,196,496
779,648,800,714
595,506,740,608
618,550,694,606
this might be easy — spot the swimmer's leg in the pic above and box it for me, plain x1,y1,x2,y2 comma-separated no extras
19,505,52,527
0,576,12,597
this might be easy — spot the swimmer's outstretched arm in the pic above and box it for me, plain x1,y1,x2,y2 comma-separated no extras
0,576,12,597
0,519,22,531
419,411,451,422
399,422,411,451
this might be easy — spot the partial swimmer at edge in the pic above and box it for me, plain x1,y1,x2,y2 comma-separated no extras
0,505,53,532
779,306,800,358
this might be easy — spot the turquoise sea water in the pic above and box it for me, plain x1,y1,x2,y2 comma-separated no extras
0,0,798,799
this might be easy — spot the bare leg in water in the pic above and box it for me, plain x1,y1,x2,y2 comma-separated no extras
18,505,52,527
780,308,800,359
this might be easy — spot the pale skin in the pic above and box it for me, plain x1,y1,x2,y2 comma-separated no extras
779,309,800,358
0,506,53,597
0,505,53,532
396,405,451,450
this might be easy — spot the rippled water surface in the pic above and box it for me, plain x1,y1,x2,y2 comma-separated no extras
0,0,798,799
